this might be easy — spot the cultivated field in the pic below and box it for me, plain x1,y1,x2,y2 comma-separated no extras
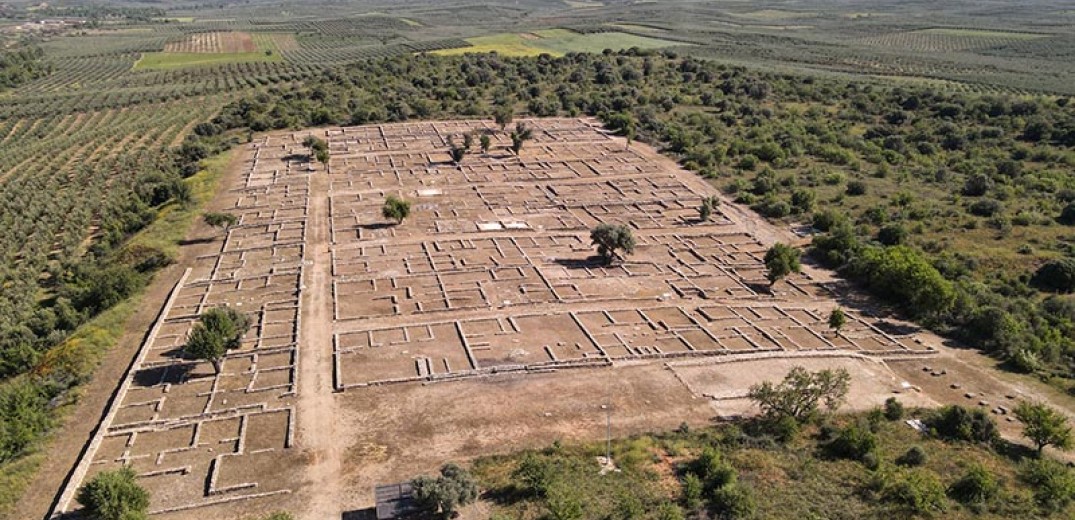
432,29,684,57
49,118,1059,519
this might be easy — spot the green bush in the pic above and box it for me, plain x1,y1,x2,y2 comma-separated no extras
879,468,948,515
825,422,877,461
896,446,927,467
76,466,149,520
925,405,998,444
948,464,999,511
1019,458,1075,513
883,397,905,421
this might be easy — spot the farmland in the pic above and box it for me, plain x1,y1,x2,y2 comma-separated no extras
0,1,1072,519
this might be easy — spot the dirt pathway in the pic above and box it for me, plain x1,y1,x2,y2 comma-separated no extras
295,159,345,520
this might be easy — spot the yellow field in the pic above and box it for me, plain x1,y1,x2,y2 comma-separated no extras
433,29,683,57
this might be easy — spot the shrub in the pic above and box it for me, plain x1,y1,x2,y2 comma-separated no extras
708,484,756,519
812,209,846,232
925,405,998,444
881,469,948,515
948,464,999,510
411,463,480,517
884,397,905,421
1058,202,1075,225
1020,458,1075,513
826,422,878,461
846,180,867,195
877,224,907,246
76,466,150,520
968,199,1003,217
1031,258,1075,293
896,446,927,467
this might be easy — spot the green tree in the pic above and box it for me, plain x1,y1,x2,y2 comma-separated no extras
510,123,533,155
747,366,850,422
1014,401,1073,455
828,307,846,336
884,397,905,421
763,243,801,287
382,195,411,225
183,307,251,374
494,106,514,132
76,466,150,520
479,133,491,154
202,212,238,232
447,135,467,164
926,405,998,444
698,196,719,222
411,463,479,518
302,135,328,160
1031,258,1075,293
590,223,636,265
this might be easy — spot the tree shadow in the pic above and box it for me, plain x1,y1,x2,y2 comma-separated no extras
744,281,774,295
132,363,196,387
281,153,310,163
341,508,376,520
357,222,395,231
178,237,218,246
551,256,607,269
871,320,922,336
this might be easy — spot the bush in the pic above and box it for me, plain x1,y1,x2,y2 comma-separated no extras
412,463,480,517
968,199,1003,217
812,209,846,232
826,422,878,461
881,469,948,515
877,224,907,246
948,464,999,511
926,405,998,444
896,446,927,467
76,466,150,520
883,397,905,421
708,484,756,519
1058,202,1075,225
1020,458,1075,513
846,180,867,195
1031,258,1075,293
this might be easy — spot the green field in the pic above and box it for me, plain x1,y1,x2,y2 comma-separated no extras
134,50,282,70
433,28,683,57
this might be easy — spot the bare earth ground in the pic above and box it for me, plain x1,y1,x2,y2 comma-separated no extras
31,118,1075,520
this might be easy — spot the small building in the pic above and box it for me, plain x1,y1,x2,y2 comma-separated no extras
375,482,419,520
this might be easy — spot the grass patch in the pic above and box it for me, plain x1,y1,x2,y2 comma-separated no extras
0,153,229,516
134,51,281,70
432,29,683,57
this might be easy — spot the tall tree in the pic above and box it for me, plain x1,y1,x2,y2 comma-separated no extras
479,133,491,155
764,243,801,287
590,223,636,266
183,307,251,374
203,212,238,233
510,123,533,155
747,366,851,422
828,307,847,336
494,106,513,133
1014,401,1073,455
382,195,411,225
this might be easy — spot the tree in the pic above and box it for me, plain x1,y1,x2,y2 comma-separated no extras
764,243,801,287
302,135,328,161
948,464,998,511
76,466,149,520
828,307,846,336
884,397,905,421
479,134,491,154
1014,401,1073,455
747,366,851,422
411,463,479,518
590,223,636,265
183,307,251,374
510,123,533,155
494,106,513,132
202,212,238,232
314,148,329,166
447,136,467,165
382,195,411,225
698,196,719,222
1031,258,1075,293
462,132,474,151
1021,458,1075,513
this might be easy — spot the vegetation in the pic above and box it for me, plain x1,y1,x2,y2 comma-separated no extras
698,196,719,222
509,123,534,155
589,223,636,266
764,243,801,287
183,307,251,373
203,212,238,232
76,466,149,520
1013,401,1073,455
411,463,480,518
747,366,850,423
828,307,847,335
382,195,412,225
473,407,1075,519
